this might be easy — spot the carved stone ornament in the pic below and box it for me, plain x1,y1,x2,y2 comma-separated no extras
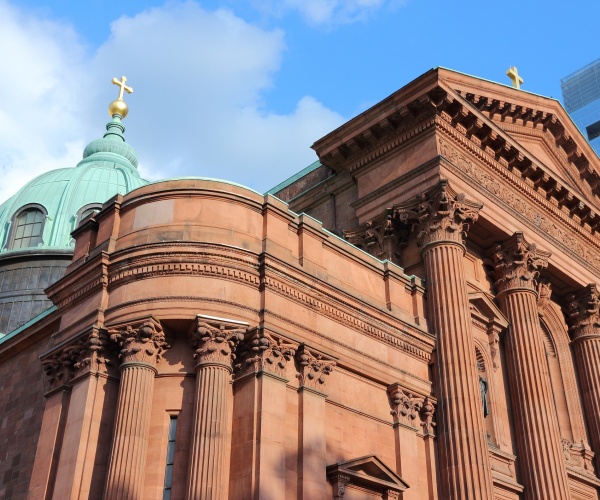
394,179,482,249
537,281,553,312
42,327,113,391
190,316,248,369
387,383,436,435
566,284,600,340
42,348,74,392
295,344,336,391
344,208,408,263
326,455,409,499
562,439,595,474
237,329,297,378
493,232,551,294
110,320,169,367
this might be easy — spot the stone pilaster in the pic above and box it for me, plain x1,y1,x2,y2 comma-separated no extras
566,284,600,468
396,180,494,500
230,329,298,499
186,315,247,500
296,344,336,500
103,319,168,500
32,327,114,500
493,232,570,499
387,385,436,500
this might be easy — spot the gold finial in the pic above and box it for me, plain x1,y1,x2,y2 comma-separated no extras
109,76,133,118
506,66,523,89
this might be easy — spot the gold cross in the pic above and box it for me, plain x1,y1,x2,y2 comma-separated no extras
506,66,523,89
112,75,133,101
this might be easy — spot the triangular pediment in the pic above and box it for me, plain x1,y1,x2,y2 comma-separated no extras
469,291,508,330
436,69,600,201
326,454,409,492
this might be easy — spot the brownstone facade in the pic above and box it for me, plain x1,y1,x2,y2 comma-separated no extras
2,68,600,499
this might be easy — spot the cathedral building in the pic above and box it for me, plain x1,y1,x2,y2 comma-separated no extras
1,67,600,500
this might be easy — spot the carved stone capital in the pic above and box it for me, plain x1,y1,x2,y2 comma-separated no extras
387,383,436,435
566,284,600,340
190,315,248,370
394,179,482,249
109,319,169,368
42,327,113,392
295,344,336,392
71,327,113,377
493,232,550,294
419,397,437,436
387,384,422,428
237,329,297,378
42,348,74,392
344,208,408,263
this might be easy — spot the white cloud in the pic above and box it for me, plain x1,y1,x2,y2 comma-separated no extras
0,0,345,204
253,0,403,26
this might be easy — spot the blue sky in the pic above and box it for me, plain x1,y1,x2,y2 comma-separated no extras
1,0,599,202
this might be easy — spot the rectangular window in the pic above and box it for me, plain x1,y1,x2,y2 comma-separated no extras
587,120,600,141
163,416,178,500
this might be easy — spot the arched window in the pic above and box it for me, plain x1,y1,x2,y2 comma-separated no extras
10,205,46,250
76,204,102,227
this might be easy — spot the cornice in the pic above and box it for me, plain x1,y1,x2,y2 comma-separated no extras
265,308,431,384
438,133,600,276
460,90,600,198
107,247,260,291
261,267,434,363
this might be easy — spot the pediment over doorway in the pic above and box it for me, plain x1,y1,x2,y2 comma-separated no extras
326,454,409,499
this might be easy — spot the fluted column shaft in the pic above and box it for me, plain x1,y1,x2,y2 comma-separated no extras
395,180,494,499
187,363,232,499
494,233,570,500
573,337,600,455
104,363,156,500
104,319,168,500
186,316,247,500
567,285,600,464
423,242,495,499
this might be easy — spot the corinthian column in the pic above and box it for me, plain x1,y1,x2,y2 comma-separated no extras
567,284,600,466
493,232,570,499
104,319,169,500
395,180,494,500
186,315,248,500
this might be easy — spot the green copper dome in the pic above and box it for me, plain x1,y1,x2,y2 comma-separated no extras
0,116,148,253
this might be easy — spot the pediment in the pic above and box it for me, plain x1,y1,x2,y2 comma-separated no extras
437,68,600,204
326,454,409,494
469,292,508,330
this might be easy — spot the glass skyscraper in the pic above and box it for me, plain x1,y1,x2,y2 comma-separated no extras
561,58,600,156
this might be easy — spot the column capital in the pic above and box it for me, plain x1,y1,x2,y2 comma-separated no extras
566,284,600,341
190,314,248,370
493,232,551,295
41,326,113,393
109,317,169,368
295,344,336,393
387,383,437,435
394,179,482,250
237,329,297,379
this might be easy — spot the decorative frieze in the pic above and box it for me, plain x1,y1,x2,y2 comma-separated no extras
387,384,436,435
295,344,336,392
439,137,600,274
109,319,169,367
394,179,482,249
190,315,248,369
566,284,600,340
493,232,550,294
